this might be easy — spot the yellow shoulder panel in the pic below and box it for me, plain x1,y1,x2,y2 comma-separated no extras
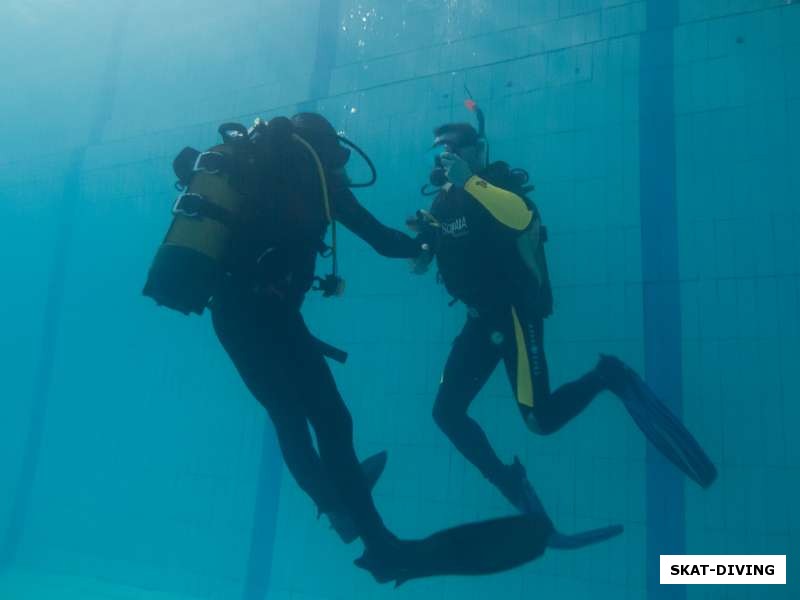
464,176,533,231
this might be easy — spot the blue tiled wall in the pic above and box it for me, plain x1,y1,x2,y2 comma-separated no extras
1,1,797,599
268,1,799,599
1,1,321,598
674,2,800,599
270,1,650,599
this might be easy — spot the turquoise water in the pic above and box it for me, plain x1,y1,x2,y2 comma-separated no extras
1,1,798,599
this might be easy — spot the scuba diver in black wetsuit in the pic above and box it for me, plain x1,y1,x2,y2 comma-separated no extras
410,100,718,519
144,112,616,586
210,113,428,554
145,112,423,555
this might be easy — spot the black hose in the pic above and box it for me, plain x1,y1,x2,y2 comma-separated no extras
337,135,377,188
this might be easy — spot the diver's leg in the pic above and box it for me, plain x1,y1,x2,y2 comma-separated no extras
501,304,605,435
434,314,544,513
500,303,716,487
289,315,396,552
211,295,338,514
259,390,339,512
432,315,505,481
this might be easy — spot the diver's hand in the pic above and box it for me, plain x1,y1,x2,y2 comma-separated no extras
409,240,433,275
439,152,472,187
410,243,434,275
406,219,432,273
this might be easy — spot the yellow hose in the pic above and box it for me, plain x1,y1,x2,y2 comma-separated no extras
291,132,337,277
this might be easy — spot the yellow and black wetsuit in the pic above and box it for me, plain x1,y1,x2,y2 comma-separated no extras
429,164,606,502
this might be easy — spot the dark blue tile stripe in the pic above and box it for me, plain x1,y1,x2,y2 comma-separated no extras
242,2,342,598
639,2,686,599
0,148,85,570
242,435,282,600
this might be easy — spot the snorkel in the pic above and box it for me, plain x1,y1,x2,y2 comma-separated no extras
464,86,488,163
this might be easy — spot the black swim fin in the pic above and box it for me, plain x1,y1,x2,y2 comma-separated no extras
497,456,547,515
499,456,625,550
361,450,388,490
355,513,554,586
328,451,389,543
610,360,717,489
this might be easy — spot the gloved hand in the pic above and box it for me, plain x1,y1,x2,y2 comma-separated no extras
410,239,434,274
406,210,438,275
439,151,473,187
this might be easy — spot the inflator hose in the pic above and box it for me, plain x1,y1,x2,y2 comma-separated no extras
291,133,339,281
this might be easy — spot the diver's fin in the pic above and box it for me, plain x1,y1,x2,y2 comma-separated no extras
547,525,624,550
361,450,388,491
496,456,548,516
354,550,406,585
328,451,389,544
355,514,554,586
620,370,717,489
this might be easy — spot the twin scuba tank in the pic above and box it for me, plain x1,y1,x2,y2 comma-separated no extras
142,117,339,315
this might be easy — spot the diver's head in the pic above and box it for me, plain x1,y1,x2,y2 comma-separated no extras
290,112,351,170
432,122,488,172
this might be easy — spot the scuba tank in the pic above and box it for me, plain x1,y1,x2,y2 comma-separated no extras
142,127,246,315
143,115,377,315
143,118,304,314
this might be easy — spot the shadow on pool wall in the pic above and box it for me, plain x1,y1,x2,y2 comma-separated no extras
0,1,797,599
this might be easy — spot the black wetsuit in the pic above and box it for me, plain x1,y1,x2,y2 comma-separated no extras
429,164,607,494
211,152,420,552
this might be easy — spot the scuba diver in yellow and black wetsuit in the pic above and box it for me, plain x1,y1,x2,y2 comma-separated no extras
145,113,610,586
410,101,717,522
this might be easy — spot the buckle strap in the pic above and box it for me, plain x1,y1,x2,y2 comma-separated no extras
172,192,235,225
